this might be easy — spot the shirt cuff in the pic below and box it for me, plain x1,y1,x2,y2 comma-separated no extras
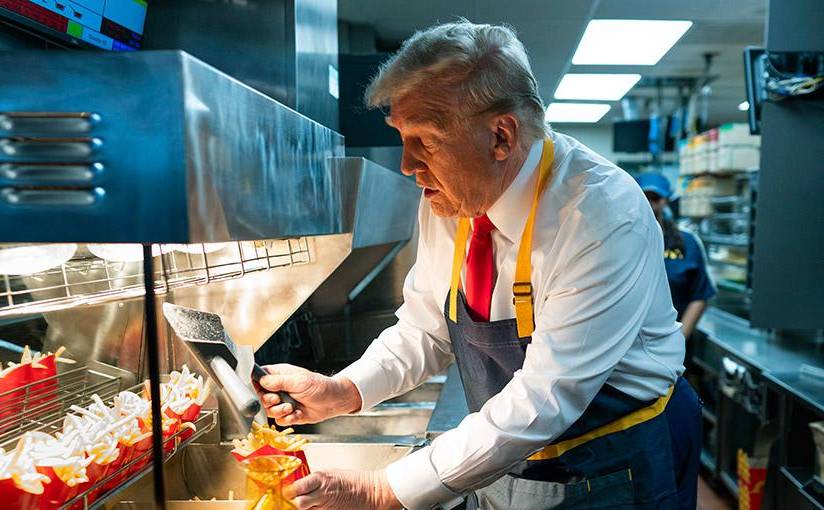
336,358,391,411
386,447,460,510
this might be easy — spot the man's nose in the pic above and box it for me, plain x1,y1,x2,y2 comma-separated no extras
400,147,424,177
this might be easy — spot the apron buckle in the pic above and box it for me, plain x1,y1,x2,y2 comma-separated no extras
512,281,533,303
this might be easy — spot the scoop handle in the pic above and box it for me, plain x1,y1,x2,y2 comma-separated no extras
252,364,299,409
211,356,261,417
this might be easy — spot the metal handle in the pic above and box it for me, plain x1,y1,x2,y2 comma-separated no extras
1,188,103,206
251,364,298,408
0,162,102,183
211,356,261,418
0,137,102,158
0,112,100,134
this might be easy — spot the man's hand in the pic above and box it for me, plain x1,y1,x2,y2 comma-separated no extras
284,469,401,510
256,364,362,426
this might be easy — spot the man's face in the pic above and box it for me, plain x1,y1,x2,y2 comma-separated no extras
387,94,503,218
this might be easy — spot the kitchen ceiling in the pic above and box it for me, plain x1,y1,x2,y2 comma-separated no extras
338,0,766,125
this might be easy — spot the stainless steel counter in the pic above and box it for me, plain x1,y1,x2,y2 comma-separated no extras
426,364,469,439
698,307,824,413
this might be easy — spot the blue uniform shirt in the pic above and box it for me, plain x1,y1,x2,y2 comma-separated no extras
664,229,716,319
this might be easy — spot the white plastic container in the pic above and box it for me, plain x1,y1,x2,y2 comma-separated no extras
693,134,709,174
718,123,761,147
680,155,693,176
708,149,719,173
716,145,760,172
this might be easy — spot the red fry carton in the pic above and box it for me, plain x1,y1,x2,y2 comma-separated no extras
0,477,42,510
28,354,58,420
0,364,32,427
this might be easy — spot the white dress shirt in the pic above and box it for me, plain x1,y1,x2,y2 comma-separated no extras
338,132,685,510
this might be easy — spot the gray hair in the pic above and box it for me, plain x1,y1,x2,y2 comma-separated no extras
365,20,549,144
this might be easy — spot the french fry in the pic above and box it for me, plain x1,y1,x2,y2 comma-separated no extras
0,366,208,507
230,424,311,484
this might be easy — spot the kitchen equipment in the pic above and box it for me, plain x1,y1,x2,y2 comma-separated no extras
0,37,418,510
163,303,296,417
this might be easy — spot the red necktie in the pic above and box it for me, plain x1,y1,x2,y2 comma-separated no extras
465,214,496,322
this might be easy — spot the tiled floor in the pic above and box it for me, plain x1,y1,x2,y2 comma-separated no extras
698,475,736,510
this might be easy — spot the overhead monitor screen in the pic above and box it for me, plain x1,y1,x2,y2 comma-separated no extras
0,0,148,51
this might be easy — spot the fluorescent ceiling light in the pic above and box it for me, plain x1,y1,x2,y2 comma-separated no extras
546,103,611,123
572,20,693,65
554,73,642,100
738,101,750,111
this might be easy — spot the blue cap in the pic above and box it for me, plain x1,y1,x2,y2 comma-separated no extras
635,172,673,200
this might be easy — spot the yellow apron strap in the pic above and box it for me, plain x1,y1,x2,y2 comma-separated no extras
527,385,675,461
448,137,555,335
447,136,664,463
448,217,472,323
513,137,555,337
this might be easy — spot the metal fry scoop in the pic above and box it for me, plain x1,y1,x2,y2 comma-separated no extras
162,303,295,417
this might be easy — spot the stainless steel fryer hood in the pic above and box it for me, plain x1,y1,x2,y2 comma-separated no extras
0,50,420,353
0,50,347,243
167,157,419,349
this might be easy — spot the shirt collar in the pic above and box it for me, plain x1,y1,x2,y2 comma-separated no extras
485,138,545,243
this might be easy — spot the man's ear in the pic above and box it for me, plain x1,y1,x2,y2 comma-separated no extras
490,113,520,162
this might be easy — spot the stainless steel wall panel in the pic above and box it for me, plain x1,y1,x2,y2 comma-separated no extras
294,0,339,130
750,101,824,329
143,0,339,130
0,50,345,243
0,50,188,243
142,0,293,106
179,53,345,240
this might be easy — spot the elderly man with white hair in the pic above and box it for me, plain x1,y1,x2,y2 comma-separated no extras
258,21,702,510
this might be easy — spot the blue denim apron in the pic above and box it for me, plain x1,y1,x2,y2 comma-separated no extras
445,291,701,510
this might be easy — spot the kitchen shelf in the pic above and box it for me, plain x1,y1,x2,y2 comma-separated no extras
0,239,311,318
702,235,749,247
781,467,824,510
716,279,749,294
710,212,750,221
712,196,748,206
708,259,748,270
680,169,754,178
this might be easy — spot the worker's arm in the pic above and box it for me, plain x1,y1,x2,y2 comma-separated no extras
680,299,708,339
260,198,454,423
336,199,455,412
681,230,715,340
384,217,681,509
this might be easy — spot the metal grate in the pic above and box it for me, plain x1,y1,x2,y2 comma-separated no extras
0,366,121,448
0,239,312,317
